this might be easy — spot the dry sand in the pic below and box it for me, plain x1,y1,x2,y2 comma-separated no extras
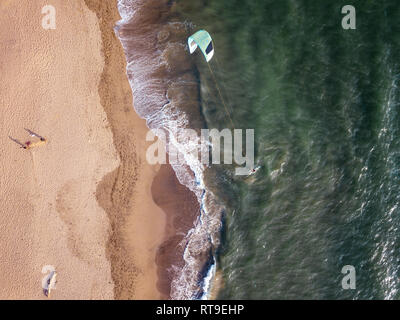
0,0,167,299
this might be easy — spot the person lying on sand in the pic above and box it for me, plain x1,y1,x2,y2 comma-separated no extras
23,138,47,149
22,129,47,149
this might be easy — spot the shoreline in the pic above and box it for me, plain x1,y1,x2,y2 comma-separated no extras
113,0,225,299
85,0,204,299
0,0,213,299
152,164,200,298
84,0,168,299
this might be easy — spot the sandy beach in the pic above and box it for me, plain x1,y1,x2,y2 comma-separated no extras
0,0,169,299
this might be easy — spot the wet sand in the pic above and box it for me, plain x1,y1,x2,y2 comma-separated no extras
152,164,200,298
84,0,203,299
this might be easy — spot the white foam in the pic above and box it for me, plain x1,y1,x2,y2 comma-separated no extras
115,0,225,300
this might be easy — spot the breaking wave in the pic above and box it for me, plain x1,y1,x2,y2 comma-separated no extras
115,0,224,299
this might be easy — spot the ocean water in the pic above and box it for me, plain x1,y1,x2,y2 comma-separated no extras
116,0,400,299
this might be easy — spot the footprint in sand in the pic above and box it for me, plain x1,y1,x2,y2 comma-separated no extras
55,179,103,265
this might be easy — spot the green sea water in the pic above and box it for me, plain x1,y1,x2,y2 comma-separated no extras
176,0,400,299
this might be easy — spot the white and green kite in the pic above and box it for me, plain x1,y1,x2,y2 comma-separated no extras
188,30,214,62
